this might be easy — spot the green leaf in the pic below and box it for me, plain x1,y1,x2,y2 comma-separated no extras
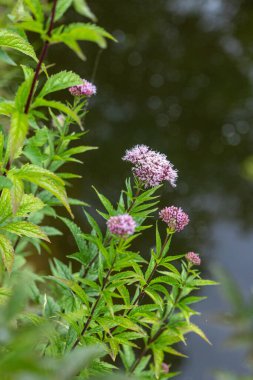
0,48,16,66
38,70,82,98
0,177,12,190
186,323,211,344
55,0,73,21
32,98,81,127
7,111,29,162
73,0,96,21
7,175,24,213
60,217,86,253
24,0,44,23
51,22,116,49
93,186,114,215
0,100,15,117
0,234,14,273
15,193,45,217
15,76,33,112
192,279,219,286
9,164,72,217
1,221,50,242
0,30,38,62
0,189,12,224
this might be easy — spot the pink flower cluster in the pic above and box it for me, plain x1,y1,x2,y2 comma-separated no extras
162,363,170,374
122,145,178,188
69,79,97,97
185,252,201,266
107,214,136,237
159,206,189,232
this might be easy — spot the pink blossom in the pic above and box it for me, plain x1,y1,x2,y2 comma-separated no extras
159,206,189,232
107,214,136,237
69,79,97,97
186,252,201,265
162,363,170,373
122,145,178,188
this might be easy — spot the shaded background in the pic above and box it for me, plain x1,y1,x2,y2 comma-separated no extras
36,0,253,379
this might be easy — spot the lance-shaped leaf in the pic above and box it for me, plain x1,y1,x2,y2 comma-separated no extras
0,100,15,117
38,70,82,98
24,0,44,23
73,0,97,21
8,174,24,213
0,189,12,224
55,0,73,21
0,234,14,273
51,22,116,49
7,111,29,162
8,164,73,217
0,30,38,62
32,98,81,127
1,221,49,242
15,194,45,217
15,75,33,112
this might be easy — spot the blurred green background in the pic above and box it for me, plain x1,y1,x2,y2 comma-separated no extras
2,0,253,379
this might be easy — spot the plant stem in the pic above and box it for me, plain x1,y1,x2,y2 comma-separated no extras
132,234,170,306
82,188,142,279
72,253,117,349
24,0,58,114
129,264,190,373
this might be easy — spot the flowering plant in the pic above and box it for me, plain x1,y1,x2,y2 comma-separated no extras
0,1,216,379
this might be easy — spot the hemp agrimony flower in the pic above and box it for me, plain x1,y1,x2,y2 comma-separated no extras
122,144,178,188
159,205,189,232
107,214,136,237
186,251,201,265
69,79,97,97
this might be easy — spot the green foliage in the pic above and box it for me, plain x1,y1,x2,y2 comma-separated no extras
0,1,214,379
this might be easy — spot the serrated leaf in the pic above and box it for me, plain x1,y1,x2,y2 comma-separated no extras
0,234,14,273
1,221,50,242
60,217,86,253
24,0,44,23
15,76,33,112
8,174,24,213
38,70,82,98
186,323,211,344
7,111,29,162
73,0,96,21
93,186,114,215
0,100,15,117
55,0,73,21
8,164,72,217
32,98,81,127
0,30,38,62
0,189,12,223
51,22,116,49
16,193,45,217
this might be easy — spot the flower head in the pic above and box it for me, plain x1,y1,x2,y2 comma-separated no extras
185,252,201,266
107,214,136,237
122,145,178,188
69,79,97,97
162,363,170,374
159,206,189,232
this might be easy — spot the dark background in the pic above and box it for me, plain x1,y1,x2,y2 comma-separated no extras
37,1,253,379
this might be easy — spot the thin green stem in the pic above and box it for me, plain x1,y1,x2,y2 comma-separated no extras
72,251,118,349
129,264,190,373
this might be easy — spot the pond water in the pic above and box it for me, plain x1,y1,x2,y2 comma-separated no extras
47,0,253,378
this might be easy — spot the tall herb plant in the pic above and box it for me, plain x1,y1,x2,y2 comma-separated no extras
0,1,217,379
